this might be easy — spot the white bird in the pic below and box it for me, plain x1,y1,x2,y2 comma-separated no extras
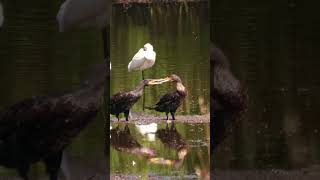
128,43,156,111
128,43,156,80
0,2,4,27
57,0,111,60
135,123,158,142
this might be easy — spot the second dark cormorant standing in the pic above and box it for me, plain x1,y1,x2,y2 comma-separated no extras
145,74,187,120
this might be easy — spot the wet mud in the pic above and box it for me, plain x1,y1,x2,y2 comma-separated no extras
110,113,210,124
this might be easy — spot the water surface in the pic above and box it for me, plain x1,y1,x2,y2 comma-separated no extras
110,122,210,178
110,3,210,116
110,3,210,178
212,0,320,171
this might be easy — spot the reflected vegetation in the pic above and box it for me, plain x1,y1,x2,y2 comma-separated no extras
110,122,210,178
111,125,156,157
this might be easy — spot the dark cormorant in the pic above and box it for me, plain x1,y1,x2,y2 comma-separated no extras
0,62,107,180
110,79,165,121
211,45,248,150
145,74,187,120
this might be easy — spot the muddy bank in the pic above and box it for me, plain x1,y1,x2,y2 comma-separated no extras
110,113,210,124
110,174,199,180
110,168,320,180
213,168,320,180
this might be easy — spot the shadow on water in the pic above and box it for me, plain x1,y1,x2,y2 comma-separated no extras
110,122,210,179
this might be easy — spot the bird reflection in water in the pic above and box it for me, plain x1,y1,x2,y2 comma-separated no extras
110,124,156,158
149,122,189,169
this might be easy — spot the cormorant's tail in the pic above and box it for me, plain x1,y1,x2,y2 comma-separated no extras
144,106,155,110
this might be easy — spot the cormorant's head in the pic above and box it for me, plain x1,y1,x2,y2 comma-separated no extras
143,43,153,51
167,74,182,83
157,74,182,83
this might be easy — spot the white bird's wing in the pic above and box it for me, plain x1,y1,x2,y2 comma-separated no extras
145,50,156,62
128,48,146,72
139,50,156,70
57,0,111,32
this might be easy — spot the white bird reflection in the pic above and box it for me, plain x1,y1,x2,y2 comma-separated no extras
135,123,158,142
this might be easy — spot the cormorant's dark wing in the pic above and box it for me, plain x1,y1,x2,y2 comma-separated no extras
0,95,66,140
155,92,179,107
110,92,140,112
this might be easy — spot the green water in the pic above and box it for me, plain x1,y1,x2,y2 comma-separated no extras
212,0,320,171
110,3,210,115
110,122,210,178
110,2,210,178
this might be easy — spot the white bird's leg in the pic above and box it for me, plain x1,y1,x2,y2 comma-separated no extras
142,70,145,111
142,70,145,80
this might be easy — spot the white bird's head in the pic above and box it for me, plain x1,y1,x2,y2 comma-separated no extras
143,43,153,51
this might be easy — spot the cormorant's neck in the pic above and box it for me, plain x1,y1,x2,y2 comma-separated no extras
176,82,186,96
132,82,146,96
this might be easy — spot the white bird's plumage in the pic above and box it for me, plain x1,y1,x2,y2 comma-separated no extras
57,0,111,32
128,43,156,72
0,2,4,27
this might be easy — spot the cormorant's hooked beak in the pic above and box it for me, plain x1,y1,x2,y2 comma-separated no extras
147,77,172,85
